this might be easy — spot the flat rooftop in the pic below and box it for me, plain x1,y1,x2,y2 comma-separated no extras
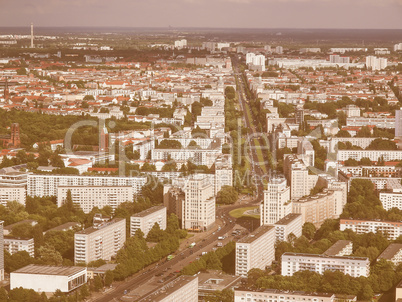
323,240,352,256
76,218,124,235
198,270,241,292
44,222,81,234
234,287,333,298
275,213,302,226
131,205,166,218
12,264,85,276
378,243,402,260
238,225,274,244
282,252,368,262
136,276,197,302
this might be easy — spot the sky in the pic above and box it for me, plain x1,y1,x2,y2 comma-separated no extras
0,0,401,29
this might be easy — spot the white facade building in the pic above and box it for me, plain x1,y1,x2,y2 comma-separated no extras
4,237,34,257
57,186,133,214
181,174,216,231
0,186,26,206
340,219,402,240
27,174,146,198
380,191,402,211
74,218,126,264
366,56,387,70
235,225,275,277
260,178,291,226
10,264,87,293
234,288,336,302
281,253,370,278
377,243,402,266
337,150,402,162
273,213,303,242
130,206,167,237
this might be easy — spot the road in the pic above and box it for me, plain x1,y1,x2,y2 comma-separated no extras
232,55,271,202
94,202,254,302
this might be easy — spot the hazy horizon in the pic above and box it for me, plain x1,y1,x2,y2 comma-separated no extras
1,0,401,30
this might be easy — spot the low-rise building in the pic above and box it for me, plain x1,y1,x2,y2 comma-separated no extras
323,240,353,257
281,252,370,277
4,237,34,257
273,213,303,242
10,264,87,293
235,225,275,277
130,206,167,237
197,271,241,299
377,243,402,266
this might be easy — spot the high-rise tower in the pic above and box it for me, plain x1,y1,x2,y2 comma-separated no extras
31,23,34,48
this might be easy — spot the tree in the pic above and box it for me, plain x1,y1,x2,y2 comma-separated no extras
216,186,238,205
356,126,372,137
344,158,359,166
38,244,63,266
83,95,95,101
147,223,165,242
359,157,372,166
104,270,114,287
93,275,104,291
302,222,316,240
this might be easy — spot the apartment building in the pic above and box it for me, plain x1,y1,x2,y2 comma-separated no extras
0,186,26,206
27,174,146,198
57,186,133,214
130,206,167,237
292,189,337,228
281,252,370,277
366,56,387,70
180,174,216,231
323,137,375,153
151,148,221,168
340,219,402,240
234,288,336,302
323,240,353,257
273,213,303,242
337,150,402,162
235,225,275,277
283,155,318,200
137,276,198,302
74,217,126,264
380,191,402,211
346,116,394,129
260,178,291,226
377,243,402,266
4,237,34,257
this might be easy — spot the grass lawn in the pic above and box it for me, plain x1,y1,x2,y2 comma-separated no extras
229,206,260,219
